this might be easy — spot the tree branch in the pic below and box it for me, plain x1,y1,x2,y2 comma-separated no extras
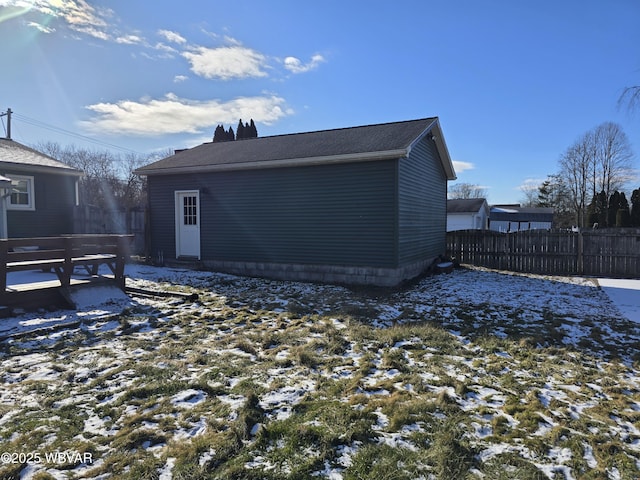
618,85,640,112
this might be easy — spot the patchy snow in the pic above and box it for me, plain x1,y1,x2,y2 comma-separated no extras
171,389,207,409
1,263,639,479
259,380,316,420
158,457,175,480
175,416,207,439
0,278,131,339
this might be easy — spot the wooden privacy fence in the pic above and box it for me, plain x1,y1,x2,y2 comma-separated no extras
446,229,640,278
74,206,145,255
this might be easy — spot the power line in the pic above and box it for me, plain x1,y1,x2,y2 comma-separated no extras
10,112,143,155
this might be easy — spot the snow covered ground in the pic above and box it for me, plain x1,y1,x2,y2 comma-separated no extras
0,264,639,479
597,278,640,323
2,264,639,340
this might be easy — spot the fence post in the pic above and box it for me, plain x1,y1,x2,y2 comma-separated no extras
577,230,584,275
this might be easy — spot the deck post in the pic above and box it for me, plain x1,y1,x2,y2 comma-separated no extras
116,235,127,291
61,236,73,287
0,239,7,298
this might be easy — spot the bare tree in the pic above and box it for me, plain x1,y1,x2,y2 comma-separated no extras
618,85,640,114
33,141,150,213
558,123,634,228
519,180,539,207
559,137,591,227
593,122,634,199
35,140,64,160
448,183,487,199
35,142,119,210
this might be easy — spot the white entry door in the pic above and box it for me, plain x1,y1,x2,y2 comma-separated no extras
175,190,201,259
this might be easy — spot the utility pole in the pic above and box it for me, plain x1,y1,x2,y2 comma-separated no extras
0,108,11,139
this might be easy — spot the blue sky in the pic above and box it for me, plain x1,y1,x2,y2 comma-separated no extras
0,0,638,204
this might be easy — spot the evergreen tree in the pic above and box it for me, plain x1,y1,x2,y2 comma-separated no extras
537,179,553,207
213,125,225,142
237,119,246,140
587,190,607,227
607,191,621,228
535,174,572,228
586,194,599,228
212,119,257,142
616,192,631,227
631,188,640,227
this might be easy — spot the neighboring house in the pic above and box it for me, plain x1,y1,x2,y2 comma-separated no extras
0,138,83,238
489,205,554,232
447,198,489,231
136,117,457,286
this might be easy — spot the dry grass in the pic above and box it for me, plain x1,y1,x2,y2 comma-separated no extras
0,266,638,478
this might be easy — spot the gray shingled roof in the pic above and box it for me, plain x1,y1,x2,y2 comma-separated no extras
0,139,83,176
136,117,456,179
447,198,488,213
490,206,554,222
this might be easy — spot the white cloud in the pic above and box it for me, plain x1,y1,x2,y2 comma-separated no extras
51,0,111,31
60,0,110,28
27,21,55,33
182,45,268,80
115,34,143,45
21,0,110,28
80,93,292,137
452,160,474,173
283,54,325,74
174,75,188,83
0,0,112,39
518,177,543,192
223,35,242,46
158,29,186,45
71,24,109,41
2,0,121,41
154,42,178,55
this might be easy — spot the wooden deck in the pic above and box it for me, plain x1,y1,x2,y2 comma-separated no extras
1,235,133,311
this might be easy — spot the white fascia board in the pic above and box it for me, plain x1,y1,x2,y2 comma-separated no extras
406,118,457,181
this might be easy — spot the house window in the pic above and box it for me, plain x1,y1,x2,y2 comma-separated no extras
183,195,198,225
7,175,35,211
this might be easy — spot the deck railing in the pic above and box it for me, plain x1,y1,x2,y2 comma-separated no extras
0,234,133,302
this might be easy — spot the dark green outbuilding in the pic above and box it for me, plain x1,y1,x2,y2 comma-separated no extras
136,118,456,286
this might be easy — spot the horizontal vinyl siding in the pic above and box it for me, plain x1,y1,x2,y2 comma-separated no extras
447,214,475,232
148,175,196,260
149,160,397,268
5,171,76,237
398,136,447,264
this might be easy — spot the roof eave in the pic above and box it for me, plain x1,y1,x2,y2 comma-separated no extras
0,161,84,177
135,149,409,176
405,118,456,181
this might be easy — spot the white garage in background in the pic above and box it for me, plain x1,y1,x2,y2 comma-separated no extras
446,198,489,231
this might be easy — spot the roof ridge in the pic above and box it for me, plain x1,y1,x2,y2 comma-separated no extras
212,117,437,143
136,116,455,181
